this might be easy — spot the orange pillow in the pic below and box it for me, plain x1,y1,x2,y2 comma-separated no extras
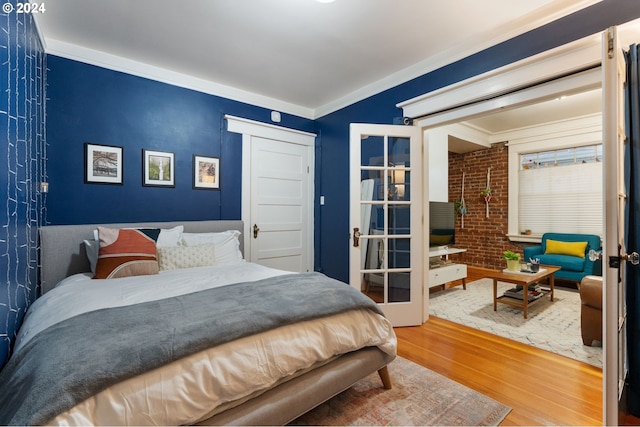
94,227,160,279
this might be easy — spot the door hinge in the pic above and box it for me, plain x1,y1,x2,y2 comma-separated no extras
607,27,615,59
609,255,620,269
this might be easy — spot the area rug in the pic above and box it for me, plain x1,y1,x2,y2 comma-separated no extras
291,356,511,426
429,278,602,367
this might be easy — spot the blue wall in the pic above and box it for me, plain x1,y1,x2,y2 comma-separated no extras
46,57,316,226
315,0,640,282
0,2,46,369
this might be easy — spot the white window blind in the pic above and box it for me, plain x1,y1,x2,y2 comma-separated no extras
518,162,602,235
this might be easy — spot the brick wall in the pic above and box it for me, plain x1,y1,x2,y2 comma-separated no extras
447,142,522,270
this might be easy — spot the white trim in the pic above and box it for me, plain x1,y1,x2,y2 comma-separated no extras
400,34,602,121
46,39,315,119
508,115,602,237
502,114,602,237
226,115,316,272
502,113,601,146
225,115,316,145
414,66,602,129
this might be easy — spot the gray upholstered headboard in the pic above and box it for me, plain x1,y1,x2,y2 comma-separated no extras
39,220,244,295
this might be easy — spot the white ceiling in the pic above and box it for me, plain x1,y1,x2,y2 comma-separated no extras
466,88,602,134
34,0,602,119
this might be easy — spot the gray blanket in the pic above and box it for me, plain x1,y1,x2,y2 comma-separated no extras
0,272,383,426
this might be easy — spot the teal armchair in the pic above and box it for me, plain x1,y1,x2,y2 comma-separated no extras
523,232,602,283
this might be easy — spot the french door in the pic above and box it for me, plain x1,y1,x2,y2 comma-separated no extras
603,26,639,425
349,123,422,326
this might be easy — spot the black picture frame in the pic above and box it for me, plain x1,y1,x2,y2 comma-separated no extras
143,149,175,187
84,142,123,185
193,155,220,190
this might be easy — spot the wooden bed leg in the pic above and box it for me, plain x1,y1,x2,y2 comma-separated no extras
377,366,392,389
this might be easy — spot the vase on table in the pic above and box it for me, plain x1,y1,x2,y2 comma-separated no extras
506,259,520,271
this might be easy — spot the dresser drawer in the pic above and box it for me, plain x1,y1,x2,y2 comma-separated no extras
428,263,467,287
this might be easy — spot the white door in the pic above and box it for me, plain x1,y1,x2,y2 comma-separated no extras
602,26,639,425
349,123,423,326
225,115,315,273
249,137,310,272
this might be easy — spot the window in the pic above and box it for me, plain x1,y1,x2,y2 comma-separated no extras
518,144,602,236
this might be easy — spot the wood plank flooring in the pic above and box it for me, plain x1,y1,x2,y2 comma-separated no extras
394,266,603,426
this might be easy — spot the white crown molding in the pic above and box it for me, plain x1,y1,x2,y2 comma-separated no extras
44,39,316,120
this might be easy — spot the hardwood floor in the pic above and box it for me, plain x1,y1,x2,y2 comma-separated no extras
394,266,603,426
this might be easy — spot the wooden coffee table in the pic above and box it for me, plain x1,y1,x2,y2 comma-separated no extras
486,265,561,319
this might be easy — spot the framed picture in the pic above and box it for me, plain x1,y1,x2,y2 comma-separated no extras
84,143,123,184
193,155,220,189
143,149,175,187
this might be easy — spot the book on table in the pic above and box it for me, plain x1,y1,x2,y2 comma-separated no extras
503,284,544,302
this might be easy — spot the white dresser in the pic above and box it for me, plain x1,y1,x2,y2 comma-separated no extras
428,247,467,289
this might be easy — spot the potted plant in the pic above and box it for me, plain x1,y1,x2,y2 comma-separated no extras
480,187,492,202
503,250,521,271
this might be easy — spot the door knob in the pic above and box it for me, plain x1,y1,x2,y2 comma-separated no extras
353,227,361,247
588,249,602,262
253,224,260,239
622,251,640,266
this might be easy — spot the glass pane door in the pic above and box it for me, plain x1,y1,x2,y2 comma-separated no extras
350,124,422,326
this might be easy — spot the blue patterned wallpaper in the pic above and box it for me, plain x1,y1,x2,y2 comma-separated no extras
0,2,46,369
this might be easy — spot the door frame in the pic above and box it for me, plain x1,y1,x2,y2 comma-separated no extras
225,115,316,270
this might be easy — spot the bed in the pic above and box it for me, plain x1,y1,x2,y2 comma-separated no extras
0,220,396,425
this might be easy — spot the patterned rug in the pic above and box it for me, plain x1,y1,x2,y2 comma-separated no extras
429,278,602,367
291,356,511,426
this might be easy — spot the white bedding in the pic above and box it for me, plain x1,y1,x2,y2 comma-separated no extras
18,262,396,425
16,261,287,352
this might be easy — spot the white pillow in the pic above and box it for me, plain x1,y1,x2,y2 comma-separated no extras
157,244,216,270
156,225,184,248
83,239,100,274
180,230,243,265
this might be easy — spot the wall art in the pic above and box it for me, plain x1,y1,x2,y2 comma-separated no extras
193,155,220,189
85,143,123,184
143,149,175,187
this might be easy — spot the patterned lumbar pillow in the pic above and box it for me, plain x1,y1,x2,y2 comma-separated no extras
94,227,161,279
157,244,216,270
